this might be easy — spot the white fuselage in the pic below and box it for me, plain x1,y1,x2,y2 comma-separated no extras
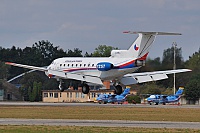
46,57,140,81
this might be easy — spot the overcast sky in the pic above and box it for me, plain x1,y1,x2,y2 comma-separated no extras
0,0,199,60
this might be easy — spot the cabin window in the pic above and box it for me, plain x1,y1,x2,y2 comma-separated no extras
88,64,90,67
84,64,86,67
68,64,70,67
64,64,65,67
80,64,82,67
92,64,94,67
60,64,62,67
72,64,73,67
76,64,78,67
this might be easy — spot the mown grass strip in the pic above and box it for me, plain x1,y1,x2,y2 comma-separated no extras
0,125,199,133
0,106,199,122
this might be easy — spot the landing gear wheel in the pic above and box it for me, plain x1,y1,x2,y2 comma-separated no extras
114,85,122,95
82,84,89,94
59,80,65,92
59,83,65,92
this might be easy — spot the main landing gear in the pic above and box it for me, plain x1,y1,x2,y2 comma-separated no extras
58,79,90,94
82,83,90,94
114,85,122,95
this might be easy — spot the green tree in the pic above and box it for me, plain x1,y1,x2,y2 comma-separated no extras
185,48,200,72
0,61,10,79
32,40,67,66
158,46,185,88
141,57,161,72
84,52,92,57
92,45,118,57
185,74,200,101
28,86,34,102
127,95,141,104
20,72,44,101
0,80,2,90
138,83,163,95
66,48,83,57
28,81,42,102
162,46,184,69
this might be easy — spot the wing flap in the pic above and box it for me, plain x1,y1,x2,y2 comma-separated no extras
67,73,103,85
47,70,103,85
136,75,153,83
120,69,191,85
151,73,168,81
125,69,191,77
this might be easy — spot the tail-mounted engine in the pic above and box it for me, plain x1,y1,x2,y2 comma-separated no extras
135,60,145,67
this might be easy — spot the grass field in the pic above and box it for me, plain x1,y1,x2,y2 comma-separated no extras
0,106,199,122
0,125,200,133
0,105,200,133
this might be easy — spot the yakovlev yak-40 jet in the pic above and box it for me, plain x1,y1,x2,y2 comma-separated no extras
5,31,191,95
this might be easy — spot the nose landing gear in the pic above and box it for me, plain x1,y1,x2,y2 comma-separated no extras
59,80,65,92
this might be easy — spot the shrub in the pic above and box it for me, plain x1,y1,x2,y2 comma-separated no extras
127,95,141,104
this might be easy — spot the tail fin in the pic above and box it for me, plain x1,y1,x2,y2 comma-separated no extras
121,88,130,96
123,31,181,60
175,87,184,96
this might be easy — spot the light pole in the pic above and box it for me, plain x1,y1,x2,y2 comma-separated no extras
173,42,177,95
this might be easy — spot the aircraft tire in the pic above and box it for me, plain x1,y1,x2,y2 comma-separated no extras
59,82,65,92
114,85,122,95
82,84,89,94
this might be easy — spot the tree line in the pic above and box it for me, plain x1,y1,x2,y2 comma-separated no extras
0,40,199,102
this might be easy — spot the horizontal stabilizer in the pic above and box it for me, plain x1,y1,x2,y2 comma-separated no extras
123,31,182,35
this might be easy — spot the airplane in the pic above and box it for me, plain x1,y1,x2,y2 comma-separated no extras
146,87,184,105
5,31,191,95
96,88,130,104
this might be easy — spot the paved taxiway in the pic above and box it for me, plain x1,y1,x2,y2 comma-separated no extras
0,118,199,129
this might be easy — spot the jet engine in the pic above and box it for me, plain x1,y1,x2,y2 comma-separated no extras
96,62,114,71
135,60,145,67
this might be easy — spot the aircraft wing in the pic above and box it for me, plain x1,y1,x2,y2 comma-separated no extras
5,62,47,71
5,62,103,85
48,69,104,85
120,69,191,85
